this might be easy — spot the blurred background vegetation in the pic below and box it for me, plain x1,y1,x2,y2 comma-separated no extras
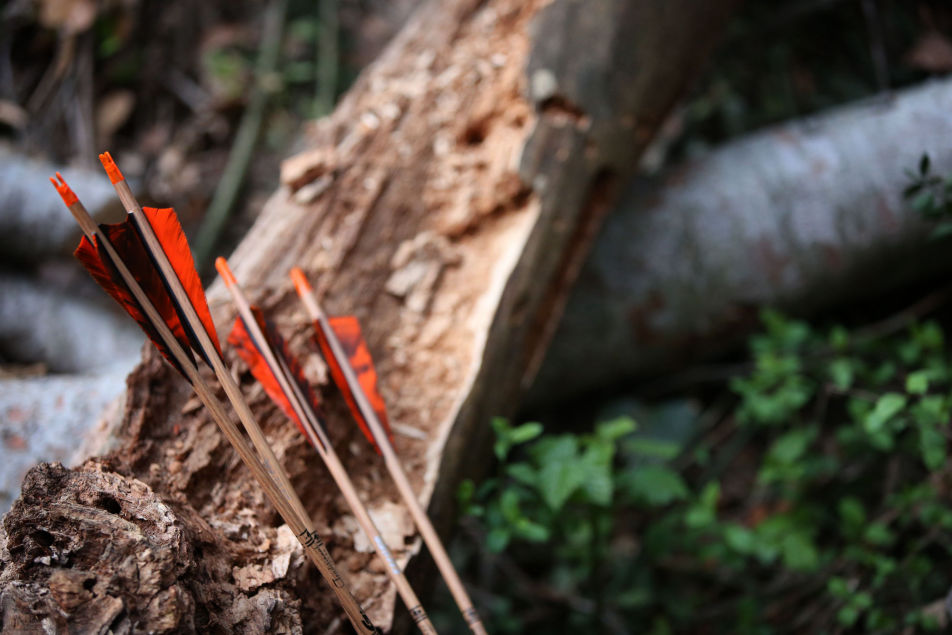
4,0,952,633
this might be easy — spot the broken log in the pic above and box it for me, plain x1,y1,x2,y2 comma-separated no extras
532,78,952,402
0,146,120,263
0,0,736,631
0,271,142,373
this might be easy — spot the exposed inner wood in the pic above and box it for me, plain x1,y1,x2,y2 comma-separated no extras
1,0,737,631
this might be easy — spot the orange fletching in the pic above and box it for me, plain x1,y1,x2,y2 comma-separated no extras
316,316,394,453
141,207,222,357
74,223,192,375
229,308,324,444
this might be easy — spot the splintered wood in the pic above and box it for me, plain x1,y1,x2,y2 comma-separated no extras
2,0,739,630
218,2,544,627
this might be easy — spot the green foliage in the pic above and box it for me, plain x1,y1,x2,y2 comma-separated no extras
452,310,952,633
904,153,952,238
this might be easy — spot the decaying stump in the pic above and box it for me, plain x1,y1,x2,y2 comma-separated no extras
0,0,736,631
0,461,304,634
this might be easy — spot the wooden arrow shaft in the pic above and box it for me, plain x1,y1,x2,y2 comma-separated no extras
219,263,437,634
293,272,488,635
63,178,377,635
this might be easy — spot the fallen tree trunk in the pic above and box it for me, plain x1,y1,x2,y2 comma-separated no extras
0,272,142,373
0,146,121,263
0,0,736,632
532,77,952,402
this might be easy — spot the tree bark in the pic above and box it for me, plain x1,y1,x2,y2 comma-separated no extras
0,0,736,631
531,78,952,402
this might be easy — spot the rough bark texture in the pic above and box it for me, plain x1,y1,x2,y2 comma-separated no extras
0,0,736,631
0,461,304,634
532,78,952,402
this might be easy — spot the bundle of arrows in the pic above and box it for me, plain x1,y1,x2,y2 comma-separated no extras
49,153,487,634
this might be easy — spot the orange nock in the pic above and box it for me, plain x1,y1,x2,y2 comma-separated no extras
50,172,78,207
290,267,312,296
98,151,124,184
215,257,237,287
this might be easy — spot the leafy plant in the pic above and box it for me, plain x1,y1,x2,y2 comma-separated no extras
905,153,952,238
448,310,952,634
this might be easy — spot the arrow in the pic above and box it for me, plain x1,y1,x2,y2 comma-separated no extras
52,168,379,635
291,267,488,635
218,257,438,634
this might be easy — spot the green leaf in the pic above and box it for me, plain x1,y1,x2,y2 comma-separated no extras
920,153,931,176
499,488,523,524
492,419,543,461
912,189,936,214
578,439,614,506
919,424,946,471
531,434,579,465
827,576,850,598
864,393,907,434
906,371,930,395
596,416,637,441
760,309,812,350
724,524,756,554
509,422,544,445
505,462,537,488
871,361,898,385
767,427,816,465
829,358,854,390
781,531,819,571
837,497,866,536
837,606,860,627
855,591,873,610
624,465,689,506
624,437,682,460
491,417,512,461
685,482,720,528
829,325,849,350
915,322,944,350
457,479,474,504
863,522,895,547
531,435,583,510
513,517,550,542
486,527,511,552
458,480,485,517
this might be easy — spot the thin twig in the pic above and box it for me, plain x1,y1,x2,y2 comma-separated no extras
852,285,952,343
315,0,339,116
193,0,288,267
861,0,889,92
